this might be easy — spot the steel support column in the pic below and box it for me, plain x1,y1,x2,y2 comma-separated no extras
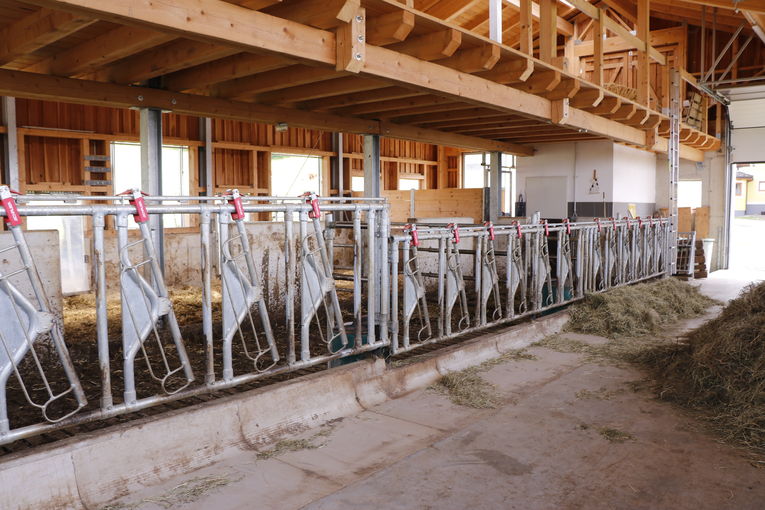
363,134,381,198
140,107,164,275
488,151,501,223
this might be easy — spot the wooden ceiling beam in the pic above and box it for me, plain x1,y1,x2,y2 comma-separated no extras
212,64,339,100
516,69,561,94
544,77,580,100
477,59,534,84
426,117,529,129
88,39,239,84
366,10,415,45
435,43,501,73
254,76,384,105
299,86,420,110
675,0,765,15
263,0,360,29
163,53,291,91
23,25,174,77
387,28,462,60
570,88,604,108
0,67,533,154
0,7,96,65
226,0,283,9
396,108,508,125
585,95,621,114
334,95,451,115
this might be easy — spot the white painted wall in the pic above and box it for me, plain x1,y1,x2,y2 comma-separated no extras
516,141,614,217
612,144,657,204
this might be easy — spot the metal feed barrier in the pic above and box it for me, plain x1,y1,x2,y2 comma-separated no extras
0,185,673,447
388,217,672,354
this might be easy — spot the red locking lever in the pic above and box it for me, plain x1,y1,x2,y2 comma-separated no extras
0,186,21,227
119,188,149,223
484,221,495,241
226,188,245,221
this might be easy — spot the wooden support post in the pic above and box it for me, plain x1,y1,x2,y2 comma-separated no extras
551,99,569,125
593,8,605,86
519,0,532,56
539,0,557,64
336,7,365,73
637,0,650,107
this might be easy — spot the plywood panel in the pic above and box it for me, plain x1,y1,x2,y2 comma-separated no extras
678,207,693,232
694,206,709,239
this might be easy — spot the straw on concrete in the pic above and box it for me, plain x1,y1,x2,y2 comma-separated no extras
566,278,717,339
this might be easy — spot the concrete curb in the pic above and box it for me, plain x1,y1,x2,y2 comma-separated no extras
0,311,567,510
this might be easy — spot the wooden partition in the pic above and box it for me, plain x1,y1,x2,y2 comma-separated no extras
382,188,484,223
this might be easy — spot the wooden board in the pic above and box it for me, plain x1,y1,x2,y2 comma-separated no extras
382,187,483,223
694,206,710,239
677,207,692,232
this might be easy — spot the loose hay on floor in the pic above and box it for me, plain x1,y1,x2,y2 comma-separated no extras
432,368,501,409
639,281,765,453
566,278,717,338
430,348,535,409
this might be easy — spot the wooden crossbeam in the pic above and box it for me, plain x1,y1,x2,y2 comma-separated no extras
264,0,360,29
0,8,96,65
0,67,533,154
163,53,290,91
477,59,534,84
24,25,173,76
387,28,462,60
586,96,621,114
545,77,580,100
516,70,561,94
299,86,420,110
255,76,384,104
564,0,666,64
212,65,340,100
366,10,415,45
89,39,239,84
436,44,500,73
570,88,604,108
335,95,450,115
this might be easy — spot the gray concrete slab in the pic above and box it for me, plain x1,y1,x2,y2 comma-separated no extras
102,273,765,510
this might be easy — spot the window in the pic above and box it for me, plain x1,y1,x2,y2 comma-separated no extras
735,182,743,196
270,153,322,196
462,153,487,189
759,181,765,192
111,142,191,228
270,153,322,220
350,175,364,192
462,152,516,216
398,178,421,191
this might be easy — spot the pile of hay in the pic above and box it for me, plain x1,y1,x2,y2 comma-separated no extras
566,278,717,338
640,282,765,452
604,82,638,101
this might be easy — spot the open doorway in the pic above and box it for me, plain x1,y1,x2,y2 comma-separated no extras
729,162,765,272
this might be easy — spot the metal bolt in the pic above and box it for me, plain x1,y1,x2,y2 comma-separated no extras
357,35,364,42
355,53,362,60
171,98,177,105
356,15,363,22
137,95,144,101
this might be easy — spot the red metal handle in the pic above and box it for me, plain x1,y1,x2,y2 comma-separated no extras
514,221,523,239
120,188,149,223
637,216,643,229
484,221,495,241
0,186,21,227
563,218,571,235
626,217,632,230
447,223,460,244
595,217,601,233
227,189,245,220
611,217,617,230
301,192,321,219
543,219,549,237
405,223,419,247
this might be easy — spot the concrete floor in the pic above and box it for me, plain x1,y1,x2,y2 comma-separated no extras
106,273,765,510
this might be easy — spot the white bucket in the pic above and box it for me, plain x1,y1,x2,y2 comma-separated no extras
702,238,715,272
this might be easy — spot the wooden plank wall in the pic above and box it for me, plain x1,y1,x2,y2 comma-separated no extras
10,99,455,198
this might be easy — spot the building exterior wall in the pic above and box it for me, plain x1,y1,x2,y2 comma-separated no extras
744,165,765,214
